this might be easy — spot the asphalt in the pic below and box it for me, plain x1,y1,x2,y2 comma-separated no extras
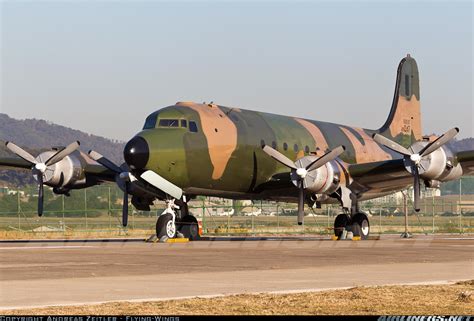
0,236,473,310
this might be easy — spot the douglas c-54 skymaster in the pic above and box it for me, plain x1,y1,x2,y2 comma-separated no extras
2,55,473,240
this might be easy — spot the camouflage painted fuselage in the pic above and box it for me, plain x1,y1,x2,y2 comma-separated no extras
131,56,422,203
134,102,407,201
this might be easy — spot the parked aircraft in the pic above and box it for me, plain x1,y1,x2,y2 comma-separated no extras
1,55,473,240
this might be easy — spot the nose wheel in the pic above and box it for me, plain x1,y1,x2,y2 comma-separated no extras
156,200,178,240
156,213,176,239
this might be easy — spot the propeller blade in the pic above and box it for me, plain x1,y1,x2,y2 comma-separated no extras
45,141,80,166
122,183,129,227
372,134,412,156
413,165,420,212
141,170,183,200
305,145,345,172
297,183,305,225
262,145,297,170
5,142,37,165
88,150,123,173
38,174,44,217
419,127,459,157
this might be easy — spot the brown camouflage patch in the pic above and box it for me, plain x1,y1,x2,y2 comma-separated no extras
388,95,422,140
296,150,305,159
182,102,238,180
340,127,392,163
335,159,349,187
294,118,329,153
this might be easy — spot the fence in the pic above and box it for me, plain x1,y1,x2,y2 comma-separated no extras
0,177,473,237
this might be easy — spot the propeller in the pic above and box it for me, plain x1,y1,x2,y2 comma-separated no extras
88,150,133,226
373,127,459,211
262,145,345,225
140,170,183,200
88,151,183,226
5,141,80,216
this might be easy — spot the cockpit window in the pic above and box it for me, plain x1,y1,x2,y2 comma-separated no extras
158,119,179,127
181,119,187,128
189,121,198,133
143,115,157,129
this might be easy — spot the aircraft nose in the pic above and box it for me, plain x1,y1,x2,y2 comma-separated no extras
124,136,149,170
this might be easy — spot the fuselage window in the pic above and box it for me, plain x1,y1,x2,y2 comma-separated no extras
272,141,277,149
305,145,310,154
260,139,265,148
189,121,198,133
159,119,179,127
181,119,187,128
293,144,299,152
283,142,288,151
143,115,157,129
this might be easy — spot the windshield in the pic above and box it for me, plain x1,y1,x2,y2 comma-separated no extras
158,119,180,127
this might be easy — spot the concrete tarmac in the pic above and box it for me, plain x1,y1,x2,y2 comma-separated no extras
0,236,473,310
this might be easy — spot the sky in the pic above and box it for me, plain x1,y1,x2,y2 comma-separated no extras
1,0,472,141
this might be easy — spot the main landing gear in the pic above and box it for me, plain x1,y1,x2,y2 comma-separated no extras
155,198,200,241
333,212,370,240
332,187,370,240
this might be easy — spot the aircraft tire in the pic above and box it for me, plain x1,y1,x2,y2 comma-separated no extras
156,213,176,239
178,215,200,240
334,214,350,239
351,213,370,240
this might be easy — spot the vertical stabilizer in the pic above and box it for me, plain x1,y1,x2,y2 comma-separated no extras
378,55,422,147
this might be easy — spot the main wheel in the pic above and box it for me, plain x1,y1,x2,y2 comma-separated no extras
334,214,350,239
351,213,370,240
156,213,176,239
178,215,200,240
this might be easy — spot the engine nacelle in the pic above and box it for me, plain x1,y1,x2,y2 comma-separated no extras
35,150,87,188
291,157,341,195
406,142,463,183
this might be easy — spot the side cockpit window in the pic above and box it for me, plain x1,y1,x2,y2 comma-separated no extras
189,121,198,133
143,115,157,129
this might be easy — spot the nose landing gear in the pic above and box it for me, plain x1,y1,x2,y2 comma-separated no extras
155,198,201,241
156,199,179,240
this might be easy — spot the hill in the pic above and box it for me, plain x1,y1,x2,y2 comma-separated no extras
447,137,474,152
0,113,125,187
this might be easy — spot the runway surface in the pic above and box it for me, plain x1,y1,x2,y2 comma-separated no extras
0,236,473,310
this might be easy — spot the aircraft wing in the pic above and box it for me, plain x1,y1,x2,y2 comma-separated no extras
348,158,412,191
457,150,474,176
82,163,117,182
0,157,32,169
0,156,117,183
348,150,474,192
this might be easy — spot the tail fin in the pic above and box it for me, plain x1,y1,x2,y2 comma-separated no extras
378,54,422,147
